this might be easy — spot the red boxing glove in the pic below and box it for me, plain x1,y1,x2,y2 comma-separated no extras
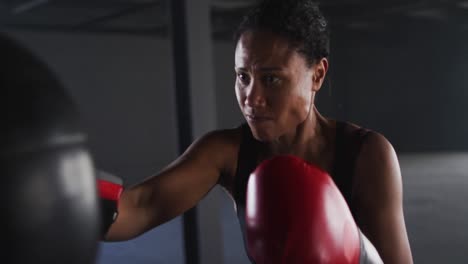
98,175,123,205
245,155,382,264
97,171,124,238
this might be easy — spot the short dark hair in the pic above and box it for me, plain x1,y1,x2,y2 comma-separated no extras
234,0,330,66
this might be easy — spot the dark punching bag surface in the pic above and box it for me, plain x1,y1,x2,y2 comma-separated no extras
0,34,99,264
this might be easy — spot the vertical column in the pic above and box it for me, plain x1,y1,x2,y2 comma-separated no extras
169,1,224,264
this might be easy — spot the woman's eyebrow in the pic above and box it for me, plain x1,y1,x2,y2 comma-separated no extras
234,66,283,72
257,67,283,72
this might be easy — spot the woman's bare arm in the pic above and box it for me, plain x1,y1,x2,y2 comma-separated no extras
104,129,239,241
354,132,413,264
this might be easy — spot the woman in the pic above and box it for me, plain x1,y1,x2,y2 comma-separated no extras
102,1,413,263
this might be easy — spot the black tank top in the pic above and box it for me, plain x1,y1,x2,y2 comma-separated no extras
232,121,370,262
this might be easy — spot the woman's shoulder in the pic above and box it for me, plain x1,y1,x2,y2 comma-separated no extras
334,120,388,144
336,120,399,184
198,125,245,172
195,125,246,193
332,120,396,166
202,124,245,145
336,120,368,133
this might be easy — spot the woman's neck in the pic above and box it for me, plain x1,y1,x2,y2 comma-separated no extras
265,106,332,158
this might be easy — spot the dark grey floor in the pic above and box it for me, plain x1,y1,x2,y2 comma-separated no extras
97,153,468,264
401,153,468,264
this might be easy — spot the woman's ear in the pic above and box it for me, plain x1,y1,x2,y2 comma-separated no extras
312,58,329,92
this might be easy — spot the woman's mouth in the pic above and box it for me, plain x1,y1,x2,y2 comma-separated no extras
246,114,273,122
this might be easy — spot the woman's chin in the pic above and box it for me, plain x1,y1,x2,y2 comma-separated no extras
250,127,277,142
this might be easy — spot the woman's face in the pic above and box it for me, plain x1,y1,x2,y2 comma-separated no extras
235,30,327,141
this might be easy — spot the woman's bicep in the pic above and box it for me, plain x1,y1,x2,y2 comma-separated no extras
139,131,230,225
107,130,234,240
354,132,413,264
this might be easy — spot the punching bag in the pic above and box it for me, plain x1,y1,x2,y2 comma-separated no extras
0,34,100,263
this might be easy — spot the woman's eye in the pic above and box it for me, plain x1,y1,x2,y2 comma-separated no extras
237,73,250,84
264,75,280,85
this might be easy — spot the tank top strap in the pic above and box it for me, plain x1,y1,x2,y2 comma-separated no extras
332,121,370,216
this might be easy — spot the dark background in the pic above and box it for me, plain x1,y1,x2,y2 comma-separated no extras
2,0,468,263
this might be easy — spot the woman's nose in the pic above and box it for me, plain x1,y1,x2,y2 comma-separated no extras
245,82,266,108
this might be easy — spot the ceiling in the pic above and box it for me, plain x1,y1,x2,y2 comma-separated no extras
0,0,467,39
